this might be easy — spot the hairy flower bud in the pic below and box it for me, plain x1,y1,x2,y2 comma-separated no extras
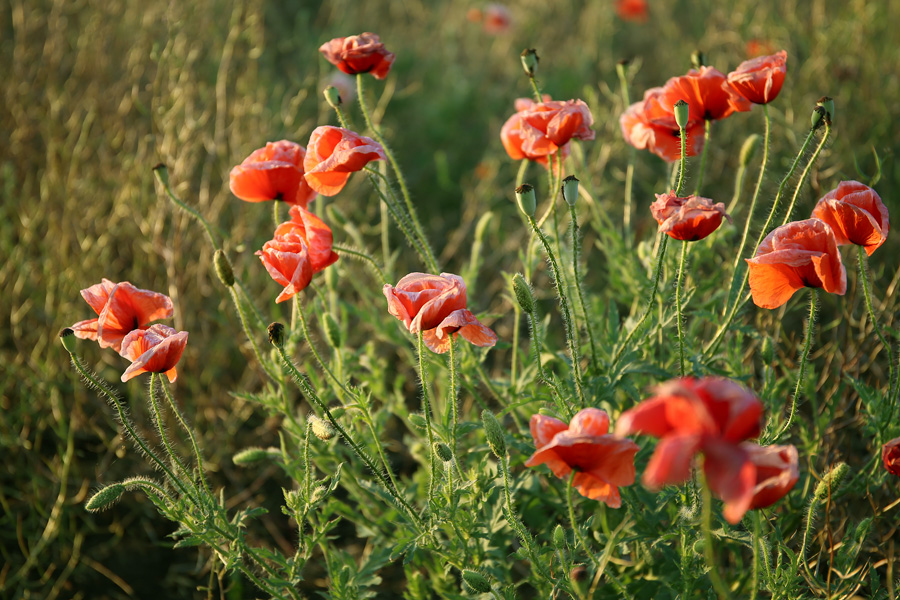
408,413,427,431
323,85,342,109
462,570,492,594
515,183,536,217
322,313,342,348
520,48,539,78
481,410,507,458
268,322,285,348
691,49,705,69
85,483,126,512
739,134,761,168
811,105,827,130
309,415,336,441
214,249,235,287
233,447,274,465
552,524,567,549
814,462,849,501
59,327,77,353
512,273,535,314
434,442,453,463
562,175,580,207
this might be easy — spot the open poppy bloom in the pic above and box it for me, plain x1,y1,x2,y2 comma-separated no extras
501,99,593,167
615,0,649,22
744,443,799,509
727,50,788,105
319,33,395,79
383,272,497,353
620,87,706,162
525,408,639,507
303,126,386,196
71,279,174,352
229,140,317,207
650,191,731,241
747,218,847,309
120,324,188,383
273,206,340,273
882,437,900,477
646,66,751,124
811,180,889,256
616,377,764,524
467,4,513,34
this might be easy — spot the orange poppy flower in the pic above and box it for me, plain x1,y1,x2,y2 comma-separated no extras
620,87,706,162
319,33,395,79
743,443,799,509
120,324,188,383
71,279,174,352
650,191,731,241
746,218,847,309
383,272,497,354
883,437,900,477
615,0,648,23
468,4,513,34
501,99,593,166
727,50,788,105
616,377,764,524
811,180,889,256
273,206,340,273
646,66,751,124
303,126,386,197
525,408,639,507
229,140,317,207
256,235,313,304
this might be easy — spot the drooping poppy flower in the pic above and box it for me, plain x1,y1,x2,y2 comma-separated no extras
882,437,900,477
319,33,395,79
650,191,731,241
615,0,649,23
727,50,788,105
525,408,639,507
256,233,313,304
620,87,706,162
119,324,188,383
229,140,317,207
501,99,593,167
303,126,386,196
743,443,799,509
71,279,174,352
274,206,340,273
645,66,751,125
811,180,889,256
616,377,764,524
746,218,847,309
383,272,497,354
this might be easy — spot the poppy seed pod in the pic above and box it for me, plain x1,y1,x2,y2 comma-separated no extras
562,175,579,206
520,48,539,77
214,249,235,287
59,327,77,353
481,410,507,458
673,99,690,129
512,273,535,314
817,96,834,124
323,85,342,109
691,49,705,69
268,322,286,348
811,105,827,130
515,183,536,217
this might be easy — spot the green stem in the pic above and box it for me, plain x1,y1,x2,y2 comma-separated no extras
333,104,351,129
228,287,280,382
567,471,600,568
675,126,687,196
416,331,438,514
769,289,817,443
147,375,199,498
160,375,213,499
779,123,832,226
694,120,712,195
273,200,281,228
527,309,572,418
568,203,598,372
617,64,635,242
749,511,761,600
365,168,436,272
675,240,689,376
332,245,385,283
511,302,520,391
733,105,771,271
701,470,732,600
529,76,542,103
295,297,347,399
857,246,896,407
448,336,460,462
153,165,221,251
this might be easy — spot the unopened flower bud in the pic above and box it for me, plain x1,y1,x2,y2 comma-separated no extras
552,524,567,549
512,273,535,314
309,415,336,441
520,48,539,78
434,442,453,463
461,570,492,594
310,485,328,503
268,322,285,348
85,483,126,512
59,327,77,353
481,410,507,458
322,313,342,348
562,175,579,206
673,99,690,129
515,183,536,217
739,134,761,168
323,85,342,109
691,49,705,69
760,336,774,363
233,447,273,465
214,249,235,287
408,413,427,431
615,59,630,81
152,163,169,187
816,96,834,124
814,462,849,501
811,105,827,130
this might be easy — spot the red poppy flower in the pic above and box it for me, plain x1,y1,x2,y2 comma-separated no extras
319,33,395,79
811,180,889,256
650,191,731,241
746,218,847,309
727,50,788,105
303,126,386,197
120,324,188,383
744,443,799,509
525,408,639,507
616,0,648,22
883,437,900,477
229,141,317,207
71,279,174,352
616,377,764,524
383,272,497,354
273,206,340,273
620,87,706,162
501,99,593,167
468,4,513,34
646,66,751,124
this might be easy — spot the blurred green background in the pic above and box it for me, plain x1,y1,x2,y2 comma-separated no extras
2,0,898,597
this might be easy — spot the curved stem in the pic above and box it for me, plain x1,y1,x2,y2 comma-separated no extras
160,375,213,499
527,309,573,418
529,76,542,103
733,105,771,272
700,469,732,600
569,203,598,372
779,123,831,226
153,166,221,251
770,289,817,443
618,64,635,242
228,287,280,382
332,244,385,283
693,121,712,195
857,246,896,406
295,298,347,399
416,332,438,514
675,240,689,376
365,168,436,272
675,126,687,196
567,471,600,568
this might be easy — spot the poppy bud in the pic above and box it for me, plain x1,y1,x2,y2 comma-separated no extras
481,410,507,458
562,175,580,207
739,134,761,168
309,415,336,441
310,485,329,503
673,99,690,129
811,105,827,130
408,413,427,431
615,59,630,82
515,183,536,217
760,336,774,364
461,570,492,594
434,442,453,463
268,322,286,348
85,483,126,512
152,163,170,187
323,85,342,109
59,327,77,353
512,273,535,314
214,249,235,287
814,462,848,501
816,96,834,124
520,48,539,78
322,313,342,348
552,524,567,549
233,447,274,465
691,49,705,69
